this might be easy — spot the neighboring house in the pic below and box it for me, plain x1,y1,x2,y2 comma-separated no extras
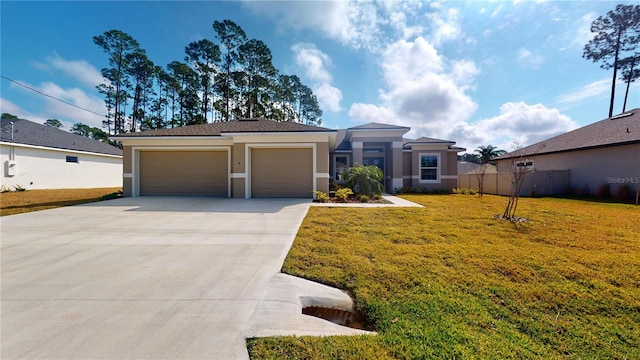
113,119,464,198
457,161,488,175
1,118,123,190
493,108,640,196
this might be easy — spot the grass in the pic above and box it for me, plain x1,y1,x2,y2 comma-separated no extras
247,194,640,359
0,187,122,216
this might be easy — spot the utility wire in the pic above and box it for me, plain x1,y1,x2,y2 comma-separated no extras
1,75,106,118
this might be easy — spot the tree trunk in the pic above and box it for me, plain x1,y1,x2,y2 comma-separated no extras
622,56,636,112
609,28,622,118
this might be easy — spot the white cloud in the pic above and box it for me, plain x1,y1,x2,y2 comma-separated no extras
348,36,478,140
449,102,578,151
517,48,545,69
41,53,106,89
427,8,463,46
0,98,46,124
8,80,106,129
292,43,333,83
556,78,609,104
292,43,343,112
243,1,384,50
315,83,343,113
571,12,597,49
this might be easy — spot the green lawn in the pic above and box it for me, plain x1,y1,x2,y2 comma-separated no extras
247,194,640,359
0,188,121,216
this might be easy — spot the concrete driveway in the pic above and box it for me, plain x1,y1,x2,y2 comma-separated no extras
1,197,369,359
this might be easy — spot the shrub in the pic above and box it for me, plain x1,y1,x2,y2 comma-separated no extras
358,195,369,203
373,194,382,201
101,190,122,200
335,188,353,202
342,164,384,196
0,185,11,193
312,191,329,203
13,184,26,192
452,188,477,195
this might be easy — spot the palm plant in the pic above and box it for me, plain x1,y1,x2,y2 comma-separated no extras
343,164,384,196
474,145,506,164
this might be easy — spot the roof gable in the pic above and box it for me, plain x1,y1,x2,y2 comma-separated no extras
1,119,123,156
499,108,640,159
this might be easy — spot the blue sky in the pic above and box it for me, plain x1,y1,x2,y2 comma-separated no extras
1,1,638,152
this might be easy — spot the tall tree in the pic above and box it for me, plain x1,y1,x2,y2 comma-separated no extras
71,123,109,142
583,4,640,117
213,20,247,121
619,53,640,112
126,49,155,132
44,119,63,128
185,39,221,122
236,39,276,118
167,61,201,126
93,30,142,133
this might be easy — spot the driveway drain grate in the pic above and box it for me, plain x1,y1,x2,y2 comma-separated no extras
302,306,373,330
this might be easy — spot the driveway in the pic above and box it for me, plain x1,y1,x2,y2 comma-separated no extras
1,197,368,359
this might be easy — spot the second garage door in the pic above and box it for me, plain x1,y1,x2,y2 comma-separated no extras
251,148,313,198
140,151,228,196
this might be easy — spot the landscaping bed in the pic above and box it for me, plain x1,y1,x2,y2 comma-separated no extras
248,194,640,359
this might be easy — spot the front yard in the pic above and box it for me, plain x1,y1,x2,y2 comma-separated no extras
0,188,121,216
248,194,640,359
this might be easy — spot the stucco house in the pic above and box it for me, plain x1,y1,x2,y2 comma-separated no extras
1,118,123,190
494,108,640,196
113,119,464,198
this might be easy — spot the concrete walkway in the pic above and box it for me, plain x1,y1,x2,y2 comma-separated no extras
1,197,370,360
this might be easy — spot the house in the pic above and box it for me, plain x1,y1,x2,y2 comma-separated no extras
1,118,123,190
112,119,464,198
493,108,640,196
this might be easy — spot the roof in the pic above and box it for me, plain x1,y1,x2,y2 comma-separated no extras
403,136,455,146
1,118,123,156
458,162,496,174
334,129,351,151
498,108,640,159
347,122,411,131
114,118,335,138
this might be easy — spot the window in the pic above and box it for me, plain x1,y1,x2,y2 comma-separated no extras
363,148,383,153
419,154,439,182
334,156,349,180
66,156,78,163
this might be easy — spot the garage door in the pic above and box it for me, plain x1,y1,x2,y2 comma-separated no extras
251,148,313,198
140,151,228,196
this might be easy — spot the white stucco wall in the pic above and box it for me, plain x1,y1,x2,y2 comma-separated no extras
1,143,122,190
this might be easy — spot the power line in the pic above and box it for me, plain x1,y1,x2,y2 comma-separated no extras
1,75,106,118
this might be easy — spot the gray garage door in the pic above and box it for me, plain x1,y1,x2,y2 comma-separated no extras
140,151,228,196
251,148,313,198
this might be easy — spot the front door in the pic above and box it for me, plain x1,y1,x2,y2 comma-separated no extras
363,156,385,185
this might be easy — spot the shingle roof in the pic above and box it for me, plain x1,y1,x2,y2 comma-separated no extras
403,136,455,146
348,122,410,131
114,118,335,138
334,129,352,151
1,118,123,156
499,108,640,159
